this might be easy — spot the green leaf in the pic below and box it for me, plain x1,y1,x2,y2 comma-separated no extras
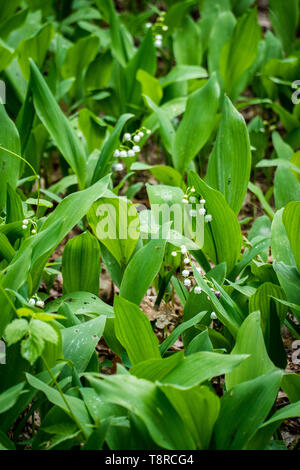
281,373,300,403
31,319,58,345
220,8,261,100
78,109,107,154
86,373,196,449
18,174,110,291
131,351,248,389
173,74,220,172
214,370,283,449
143,96,176,156
188,171,242,274
225,312,275,390
159,65,208,88
21,333,44,365
114,296,160,366
18,23,54,80
137,70,162,105
192,266,241,337
283,201,300,274
0,39,14,72
92,113,133,183
62,35,100,97
160,311,207,356
26,372,92,437
88,196,139,269
248,282,287,368
62,231,100,295
269,0,299,55
0,246,32,337
247,398,300,450
161,384,219,450
46,291,114,319
29,60,87,189
61,316,106,373
120,237,166,305
173,15,202,65
96,0,131,67
131,162,182,188
0,382,25,415
4,319,29,346
125,29,156,106
208,11,236,75
0,104,21,212
206,96,251,213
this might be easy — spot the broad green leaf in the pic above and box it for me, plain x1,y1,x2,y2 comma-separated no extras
30,320,58,345
248,282,287,368
0,246,32,337
143,96,175,155
271,208,295,267
62,231,100,295
214,370,282,449
0,1,23,25
62,35,100,97
0,39,14,72
61,316,106,373
114,296,160,366
78,109,107,154
6,183,24,224
26,373,92,437
17,174,110,291
186,329,213,355
161,385,219,450
160,311,207,356
125,29,156,106
30,60,87,189
131,162,182,188
173,15,202,65
0,382,25,414
86,373,195,449
131,351,248,389
247,398,300,450
269,0,299,55
4,319,29,346
0,232,15,263
137,70,162,105
283,201,300,274
0,104,21,212
206,96,251,213
96,0,131,67
18,23,54,79
208,11,236,75
173,74,220,172
219,8,261,100
188,171,242,274
281,373,300,403
45,291,114,319
159,65,208,88
119,237,166,305
225,312,275,390
88,196,139,269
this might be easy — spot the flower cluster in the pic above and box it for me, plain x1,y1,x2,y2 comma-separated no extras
171,245,221,306
112,127,151,172
182,186,212,223
28,297,44,308
146,11,168,48
22,219,37,235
